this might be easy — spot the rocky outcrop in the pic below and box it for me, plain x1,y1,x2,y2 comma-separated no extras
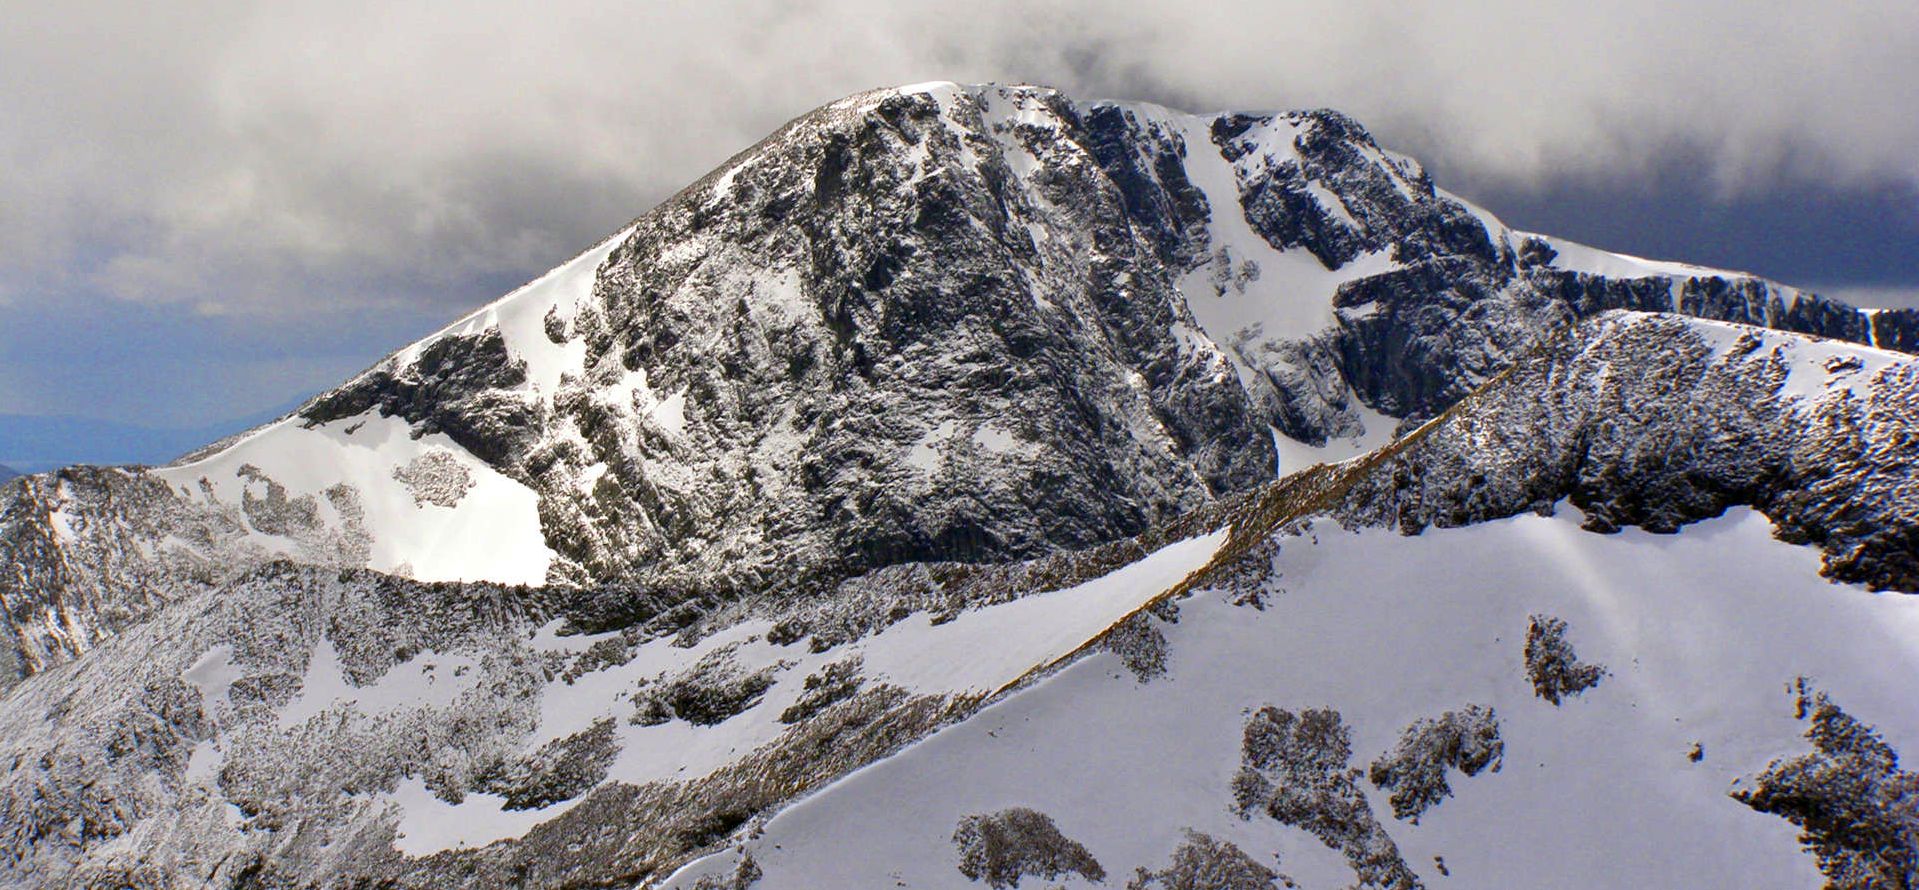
302,328,537,467
3,307,1918,887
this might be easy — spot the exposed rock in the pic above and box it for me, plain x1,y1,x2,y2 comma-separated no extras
1733,680,1919,890
1128,831,1289,890
0,465,370,694
2,82,1918,890
1102,612,1170,682
301,328,536,467
476,718,619,811
1335,312,1919,592
632,646,783,727
393,451,476,508
1522,616,1606,706
1231,706,1420,889
691,849,763,890
9,83,1916,694
952,807,1106,888
1367,705,1504,821
778,655,865,724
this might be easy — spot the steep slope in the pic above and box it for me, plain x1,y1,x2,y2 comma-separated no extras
7,83,1918,696
3,309,1917,888
0,506,1235,887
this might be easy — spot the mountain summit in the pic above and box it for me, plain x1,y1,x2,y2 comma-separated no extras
2,83,1916,889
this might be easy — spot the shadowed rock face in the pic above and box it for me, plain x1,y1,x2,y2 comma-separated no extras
302,328,535,467
519,87,1267,590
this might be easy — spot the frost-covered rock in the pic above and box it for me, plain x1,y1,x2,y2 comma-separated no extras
1523,617,1606,706
1334,311,1919,591
1232,706,1419,889
1733,680,1919,890
1367,705,1504,821
1127,831,1289,890
953,807,1106,888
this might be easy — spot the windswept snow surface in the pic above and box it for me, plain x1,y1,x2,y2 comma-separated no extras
396,226,635,399
666,507,1919,890
378,529,1228,855
1271,402,1401,476
156,411,552,584
1531,232,1725,282
1685,316,1906,407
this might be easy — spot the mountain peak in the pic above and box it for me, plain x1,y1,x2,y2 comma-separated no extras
3,82,1918,890
7,79,1918,679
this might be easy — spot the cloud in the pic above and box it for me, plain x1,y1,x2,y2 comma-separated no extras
2,0,1917,320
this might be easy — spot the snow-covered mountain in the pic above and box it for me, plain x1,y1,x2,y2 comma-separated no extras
2,83,1916,889
7,83,1913,690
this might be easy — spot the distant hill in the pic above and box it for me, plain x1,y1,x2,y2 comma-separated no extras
0,464,17,482
0,400,305,474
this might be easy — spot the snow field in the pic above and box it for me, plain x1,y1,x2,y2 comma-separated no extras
666,506,1919,889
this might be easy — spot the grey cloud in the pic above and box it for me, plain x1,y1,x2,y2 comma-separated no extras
3,0,1916,318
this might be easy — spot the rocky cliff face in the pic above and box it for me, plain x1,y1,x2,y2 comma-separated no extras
3,82,1916,697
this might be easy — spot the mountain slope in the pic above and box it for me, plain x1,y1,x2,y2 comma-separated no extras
3,308,1917,888
2,82,1918,889
663,506,1919,890
6,83,1917,696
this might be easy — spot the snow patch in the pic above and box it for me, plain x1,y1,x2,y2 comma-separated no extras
388,778,579,857
1532,232,1728,281
1272,401,1401,477
395,226,633,400
158,412,553,585
278,639,481,730
859,529,1228,695
907,420,959,471
182,644,238,714
1684,316,1908,409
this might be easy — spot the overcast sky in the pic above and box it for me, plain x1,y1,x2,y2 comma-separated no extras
3,1,1916,432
